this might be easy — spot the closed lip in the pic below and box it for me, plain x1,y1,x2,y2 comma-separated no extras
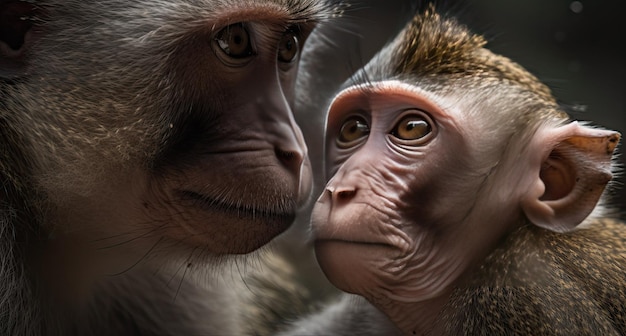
178,190,296,223
314,238,395,250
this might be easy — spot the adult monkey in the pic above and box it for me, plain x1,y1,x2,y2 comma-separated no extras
278,4,626,336
0,0,334,335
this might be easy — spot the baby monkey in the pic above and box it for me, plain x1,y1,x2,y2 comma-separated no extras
281,5,625,336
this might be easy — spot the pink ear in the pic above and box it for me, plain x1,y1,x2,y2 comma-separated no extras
522,122,621,233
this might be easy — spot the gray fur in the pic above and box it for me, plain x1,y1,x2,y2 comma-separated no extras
0,0,333,335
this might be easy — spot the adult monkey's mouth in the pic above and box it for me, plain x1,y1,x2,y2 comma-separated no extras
178,190,297,223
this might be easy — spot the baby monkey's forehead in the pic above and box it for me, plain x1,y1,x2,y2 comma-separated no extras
327,81,450,119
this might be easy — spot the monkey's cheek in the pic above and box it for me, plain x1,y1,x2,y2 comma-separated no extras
314,240,395,295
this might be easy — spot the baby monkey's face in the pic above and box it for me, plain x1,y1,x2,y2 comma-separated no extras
311,80,477,304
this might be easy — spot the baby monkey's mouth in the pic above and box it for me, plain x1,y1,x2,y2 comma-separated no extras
314,238,396,250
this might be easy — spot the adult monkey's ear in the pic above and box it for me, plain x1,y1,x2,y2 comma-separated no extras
1,0,37,79
521,121,621,233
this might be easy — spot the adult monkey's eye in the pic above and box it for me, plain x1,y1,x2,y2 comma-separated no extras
215,23,254,58
391,113,432,141
278,31,299,63
338,116,370,145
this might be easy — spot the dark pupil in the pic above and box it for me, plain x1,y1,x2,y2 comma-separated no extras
232,35,242,45
406,121,421,131
411,120,428,131
349,121,365,135
284,39,293,50
349,123,359,134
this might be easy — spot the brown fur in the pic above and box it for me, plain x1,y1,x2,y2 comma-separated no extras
394,5,555,103
440,218,626,335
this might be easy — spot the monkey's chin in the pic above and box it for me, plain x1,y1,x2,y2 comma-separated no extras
313,239,395,295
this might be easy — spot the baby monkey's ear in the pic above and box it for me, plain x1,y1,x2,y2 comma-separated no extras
522,122,620,233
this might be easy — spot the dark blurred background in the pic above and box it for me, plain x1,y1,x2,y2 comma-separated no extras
460,0,625,216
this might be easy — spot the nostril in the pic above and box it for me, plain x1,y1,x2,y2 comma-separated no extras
337,189,356,200
330,187,357,204
276,147,303,174
277,148,295,161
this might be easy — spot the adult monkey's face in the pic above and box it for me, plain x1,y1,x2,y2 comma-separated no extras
0,0,335,256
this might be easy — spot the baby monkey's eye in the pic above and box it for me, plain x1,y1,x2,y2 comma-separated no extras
338,116,369,146
391,113,432,142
